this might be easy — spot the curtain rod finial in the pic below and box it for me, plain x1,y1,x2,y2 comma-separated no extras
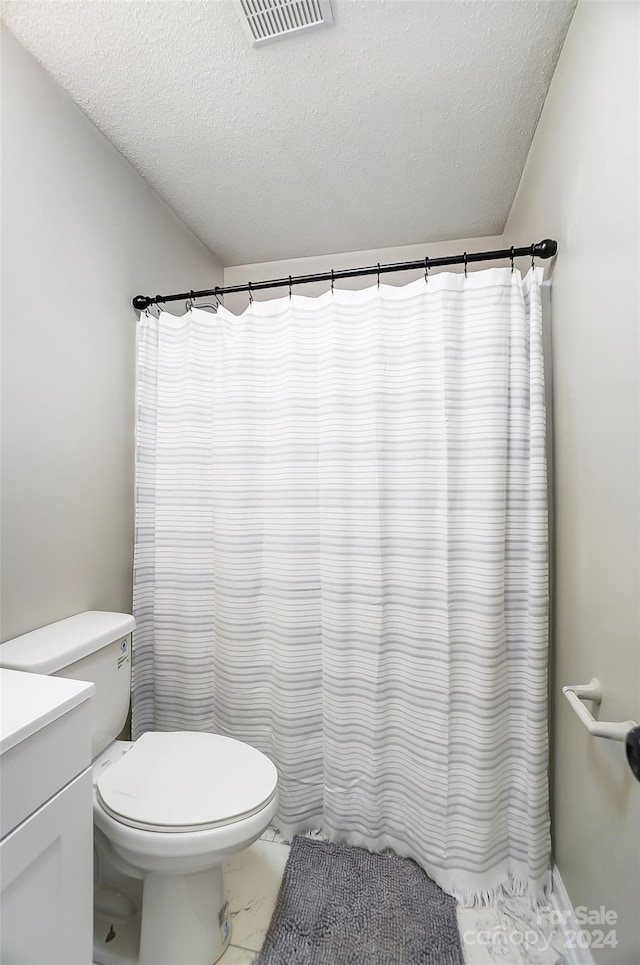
535,239,558,259
133,295,152,311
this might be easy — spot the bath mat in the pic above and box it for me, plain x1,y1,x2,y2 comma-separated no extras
254,836,465,965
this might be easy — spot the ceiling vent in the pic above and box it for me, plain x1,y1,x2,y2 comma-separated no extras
235,0,333,46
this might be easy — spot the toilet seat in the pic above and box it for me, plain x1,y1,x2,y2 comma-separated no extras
97,731,278,833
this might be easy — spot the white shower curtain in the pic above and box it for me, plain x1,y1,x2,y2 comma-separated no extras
132,267,550,904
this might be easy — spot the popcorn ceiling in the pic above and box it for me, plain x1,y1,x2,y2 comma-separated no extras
2,0,575,265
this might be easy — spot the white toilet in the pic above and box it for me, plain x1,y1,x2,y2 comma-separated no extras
0,612,279,965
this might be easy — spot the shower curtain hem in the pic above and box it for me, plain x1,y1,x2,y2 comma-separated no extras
274,819,551,909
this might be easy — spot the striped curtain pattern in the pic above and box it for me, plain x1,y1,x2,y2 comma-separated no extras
132,267,550,904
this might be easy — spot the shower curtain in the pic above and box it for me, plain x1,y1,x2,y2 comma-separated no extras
132,267,550,904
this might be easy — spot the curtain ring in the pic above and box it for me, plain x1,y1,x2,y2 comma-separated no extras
463,253,468,278
424,256,429,284
510,247,515,273
331,269,335,295
531,244,535,270
377,263,381,290
213,288,223,309
248,281,253,304
289,275,292,300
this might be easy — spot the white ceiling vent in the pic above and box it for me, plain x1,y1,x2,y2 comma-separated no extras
235,0,333,46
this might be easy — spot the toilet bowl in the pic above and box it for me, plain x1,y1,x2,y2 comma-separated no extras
92,732,278,965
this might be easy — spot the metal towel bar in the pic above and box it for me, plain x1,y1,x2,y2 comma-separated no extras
562,678,638,742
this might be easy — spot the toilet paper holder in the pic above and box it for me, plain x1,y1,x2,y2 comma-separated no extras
562,678,638,742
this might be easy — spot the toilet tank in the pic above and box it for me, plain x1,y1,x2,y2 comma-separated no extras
0,612,136,760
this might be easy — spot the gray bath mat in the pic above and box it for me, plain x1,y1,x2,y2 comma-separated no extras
254,836,465,965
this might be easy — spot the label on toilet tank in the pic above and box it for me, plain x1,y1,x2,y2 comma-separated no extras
116,637,130,670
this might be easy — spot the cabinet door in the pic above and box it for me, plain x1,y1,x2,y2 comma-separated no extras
1,768,93,965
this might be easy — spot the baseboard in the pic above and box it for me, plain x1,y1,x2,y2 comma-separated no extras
551,866,596,965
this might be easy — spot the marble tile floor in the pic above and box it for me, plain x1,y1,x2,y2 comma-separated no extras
216,826,572,965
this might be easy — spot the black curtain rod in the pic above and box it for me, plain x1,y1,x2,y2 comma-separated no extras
132,239,557,311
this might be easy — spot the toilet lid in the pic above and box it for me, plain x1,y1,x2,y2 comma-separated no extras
96,731,278,833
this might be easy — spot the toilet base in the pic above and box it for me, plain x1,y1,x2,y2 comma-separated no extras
141,866,230,965
94,866,231,965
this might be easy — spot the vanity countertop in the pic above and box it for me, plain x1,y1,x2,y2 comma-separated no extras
0,668,94,755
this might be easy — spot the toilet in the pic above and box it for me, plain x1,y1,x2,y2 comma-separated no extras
0,612,278,965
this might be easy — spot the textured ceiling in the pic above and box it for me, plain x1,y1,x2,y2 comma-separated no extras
2,0,575,265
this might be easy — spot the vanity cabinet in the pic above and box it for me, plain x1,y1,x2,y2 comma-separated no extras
0,668,95,964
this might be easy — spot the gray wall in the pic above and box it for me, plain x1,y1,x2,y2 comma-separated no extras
504,3,640,962
0,26,222,641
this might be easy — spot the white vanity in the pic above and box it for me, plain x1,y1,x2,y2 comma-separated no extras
0,668,95,964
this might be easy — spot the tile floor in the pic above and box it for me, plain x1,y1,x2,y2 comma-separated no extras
219,827,573,965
